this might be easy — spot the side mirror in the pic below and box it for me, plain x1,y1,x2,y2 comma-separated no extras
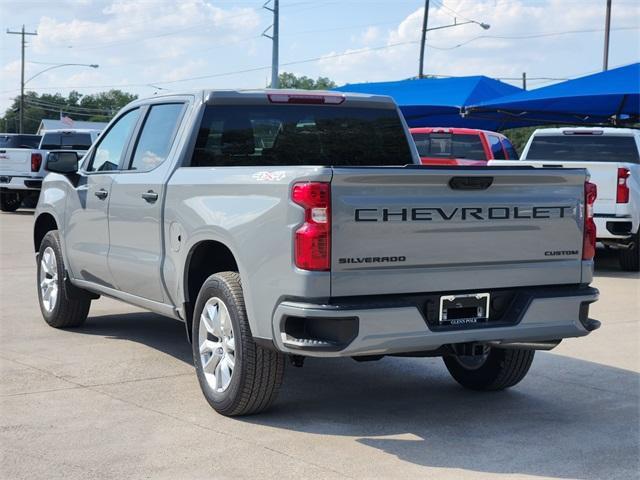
46,151,79,174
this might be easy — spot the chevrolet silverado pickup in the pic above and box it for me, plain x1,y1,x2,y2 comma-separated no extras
0,129,100,211
490,127,640,271
33,90,600,416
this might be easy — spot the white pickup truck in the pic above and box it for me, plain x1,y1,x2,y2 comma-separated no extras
490,127,640,271
0,129,100,211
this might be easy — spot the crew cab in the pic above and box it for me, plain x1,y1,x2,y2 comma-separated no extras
410,127,518,166
0,129,100,211
490,127,640,271
34,90,599,416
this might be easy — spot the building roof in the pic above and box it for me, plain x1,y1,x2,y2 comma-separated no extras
37,119,108,135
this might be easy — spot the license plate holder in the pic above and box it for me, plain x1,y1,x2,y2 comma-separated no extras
439,293,490,326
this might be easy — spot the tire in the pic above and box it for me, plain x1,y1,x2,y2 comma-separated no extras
0,191,21,212
192,272,285,416
22,192,39,209
443,347,535,391
619,232,640,272
37,231,91,328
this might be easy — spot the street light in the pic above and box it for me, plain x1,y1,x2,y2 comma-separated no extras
18,63,99,133
25,63,99,85
418,1,491,78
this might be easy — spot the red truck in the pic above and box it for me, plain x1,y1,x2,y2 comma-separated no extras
410,127,519,166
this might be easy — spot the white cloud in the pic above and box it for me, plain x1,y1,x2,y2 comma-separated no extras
318,0,639,85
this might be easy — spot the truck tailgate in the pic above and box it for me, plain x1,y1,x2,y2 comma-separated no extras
330,167,587,297
0,149,32,175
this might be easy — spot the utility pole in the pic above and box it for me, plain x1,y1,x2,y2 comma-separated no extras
7,25,38,133
418,0,430,79
603,0,612,71
522,72,527,90
262,0,279,88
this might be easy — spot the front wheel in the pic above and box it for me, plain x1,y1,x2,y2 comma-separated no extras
619,232,640,271
37,231,92,328
0,191,21,212
443,347,535,391
192,272,285,416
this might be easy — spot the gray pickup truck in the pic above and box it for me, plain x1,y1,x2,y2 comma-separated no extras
33,90,600,416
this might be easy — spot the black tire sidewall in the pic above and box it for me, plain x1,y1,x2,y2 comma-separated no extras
0,192,21,212
192,275,246,413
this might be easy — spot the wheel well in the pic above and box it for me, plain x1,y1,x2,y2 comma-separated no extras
34,213,58,252
184,240,238,340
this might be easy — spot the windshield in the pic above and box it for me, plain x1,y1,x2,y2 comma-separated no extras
0,135,41,149
191,104,413,167
527,135,639,163
41,132,93,151
412,133,487,161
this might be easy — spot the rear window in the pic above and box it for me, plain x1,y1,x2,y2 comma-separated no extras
41,132,93,151
0,135,41,149
191,105,413,167
412,133,487,161
527,135,639,163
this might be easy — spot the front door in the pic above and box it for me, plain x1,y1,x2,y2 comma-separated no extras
64,108,141,287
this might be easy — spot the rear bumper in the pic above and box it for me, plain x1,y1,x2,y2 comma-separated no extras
271,286,599,357
595,216,638,240
0,175,42,191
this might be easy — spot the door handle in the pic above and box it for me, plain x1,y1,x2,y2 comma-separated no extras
141,190,158,203
94,188,108,200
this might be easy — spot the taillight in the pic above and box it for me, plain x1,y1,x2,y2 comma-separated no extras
292,182,330,271
617,168,630,203
31,153,42,172
583,181,597,261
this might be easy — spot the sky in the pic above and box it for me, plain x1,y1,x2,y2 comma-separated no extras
0,0,639,115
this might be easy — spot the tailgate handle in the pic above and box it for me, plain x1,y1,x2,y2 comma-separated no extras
449,176,493,190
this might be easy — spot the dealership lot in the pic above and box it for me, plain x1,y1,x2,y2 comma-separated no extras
1,211,638,480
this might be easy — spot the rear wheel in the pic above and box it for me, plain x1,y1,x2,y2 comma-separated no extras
443,347,535,391
37,231,92,328
192,272,285,416
619,232,639,271
0,191,21,212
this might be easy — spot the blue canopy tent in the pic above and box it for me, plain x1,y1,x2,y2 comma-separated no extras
464,63,640,128
333,76,522,130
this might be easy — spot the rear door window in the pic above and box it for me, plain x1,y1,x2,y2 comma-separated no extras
129,103,184,172
191,105,413,167
40,132,94,150
527,135,640,163
412,133,487,161
487,134,506,159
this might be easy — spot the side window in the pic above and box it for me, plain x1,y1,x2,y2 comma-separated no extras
488,134,506,160
87,109,139,172
129,103,184,172
502,138,519,159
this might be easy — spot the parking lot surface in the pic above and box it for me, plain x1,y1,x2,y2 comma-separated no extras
1,210,638,480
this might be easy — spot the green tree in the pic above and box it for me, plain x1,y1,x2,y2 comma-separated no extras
277,72,337,90
0,89,138,133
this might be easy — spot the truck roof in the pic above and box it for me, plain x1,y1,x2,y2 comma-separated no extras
131,89,398,109
531,127,639,137
41,129,102,134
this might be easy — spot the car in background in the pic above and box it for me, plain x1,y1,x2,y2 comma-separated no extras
410,127,518,166
490,127,640,271
0,129,101,211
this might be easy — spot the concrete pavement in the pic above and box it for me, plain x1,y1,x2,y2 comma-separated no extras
1,210,638,479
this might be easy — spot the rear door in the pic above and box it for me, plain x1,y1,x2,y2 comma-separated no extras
330,167,587,297
107,102,186,302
